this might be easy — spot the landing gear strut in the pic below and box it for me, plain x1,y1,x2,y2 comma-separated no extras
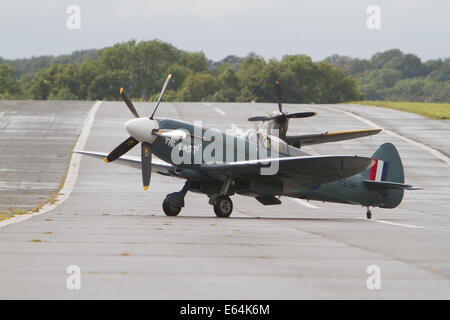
209,177,234,218
366,207,372,220
213,195,233,218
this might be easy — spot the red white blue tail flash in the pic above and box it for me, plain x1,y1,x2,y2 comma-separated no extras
369,159,389,181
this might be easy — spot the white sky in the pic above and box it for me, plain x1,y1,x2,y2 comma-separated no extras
1,0,449,61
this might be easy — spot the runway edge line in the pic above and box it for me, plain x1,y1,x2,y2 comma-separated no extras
320,104,450,165
0,101,102,228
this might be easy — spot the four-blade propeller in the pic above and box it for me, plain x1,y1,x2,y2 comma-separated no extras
247,81,316,122
104,74,184,190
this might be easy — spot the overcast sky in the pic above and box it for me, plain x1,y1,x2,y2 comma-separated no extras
1,0,449,62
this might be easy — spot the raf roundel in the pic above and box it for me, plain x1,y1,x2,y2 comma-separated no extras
369,158,389,181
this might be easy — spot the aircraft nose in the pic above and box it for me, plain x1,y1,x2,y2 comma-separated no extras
125,118,158,143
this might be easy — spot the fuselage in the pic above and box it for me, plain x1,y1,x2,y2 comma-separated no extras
149,118,394,209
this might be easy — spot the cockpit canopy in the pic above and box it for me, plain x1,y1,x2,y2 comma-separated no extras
239,128,289,155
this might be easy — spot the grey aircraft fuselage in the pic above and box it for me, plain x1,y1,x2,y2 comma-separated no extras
151,118,401,209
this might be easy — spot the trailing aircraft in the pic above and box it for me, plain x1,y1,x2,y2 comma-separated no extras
246,81,382,149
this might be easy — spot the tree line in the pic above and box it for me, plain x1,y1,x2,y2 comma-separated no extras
325,49,450,102
1,40,448,103
0,40,362,103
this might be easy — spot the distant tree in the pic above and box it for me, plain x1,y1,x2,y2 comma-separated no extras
129,40,181,99
48,86,78,100
211,55,245,72
357,68,402,99
88,70,132,100
29,65,63,99
348,58,371,75
429,58,450,82
178,73,219,101
324,54,353,73
182,52,209,73
77,60,104,100
214,63,240,102
422,80,450,102
384,53,423,78
166,63,191,91
236,54,267,101
281,55,319,102
313,62,363,103
370,49,404,69
98,41,135,72
422,59,443,77
54,64,81,97
18,74,33,99
0,65,21,97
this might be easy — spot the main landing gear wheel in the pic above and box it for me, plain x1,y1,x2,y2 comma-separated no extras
213,195,233,218
366,208,372,220
163,197,181,216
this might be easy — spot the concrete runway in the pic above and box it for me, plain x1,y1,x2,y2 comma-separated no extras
0,100,92,213
0,100,449,299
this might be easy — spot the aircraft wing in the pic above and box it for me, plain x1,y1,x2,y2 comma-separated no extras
74,151,374,188
285,129,382,148
199,155,374,187
73,150,174,175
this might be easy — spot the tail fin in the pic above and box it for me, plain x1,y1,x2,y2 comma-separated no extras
362,142,404,183
362,143,405,208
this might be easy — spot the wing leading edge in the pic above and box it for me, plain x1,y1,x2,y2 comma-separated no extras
285,129,382,148
73,150,173,174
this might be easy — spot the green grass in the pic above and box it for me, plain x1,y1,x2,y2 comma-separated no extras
0,208,29,222
346,101,450,120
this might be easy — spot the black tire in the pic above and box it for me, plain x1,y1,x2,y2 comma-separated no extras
163,198,181,216
213,195,233,218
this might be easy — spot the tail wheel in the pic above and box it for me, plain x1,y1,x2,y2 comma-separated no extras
366,208,372,220
213,195,233,218
163,197,181,216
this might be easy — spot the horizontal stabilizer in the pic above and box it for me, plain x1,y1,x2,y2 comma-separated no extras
363,180,421,190
255,195,282,205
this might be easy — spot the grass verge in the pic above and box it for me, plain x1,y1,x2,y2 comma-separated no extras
345,101,450,120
